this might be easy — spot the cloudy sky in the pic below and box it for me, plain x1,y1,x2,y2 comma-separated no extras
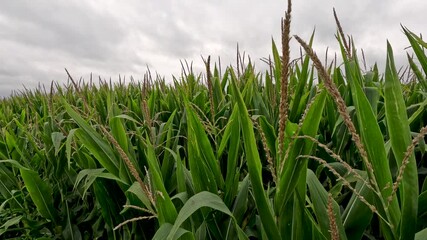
0,0,425,97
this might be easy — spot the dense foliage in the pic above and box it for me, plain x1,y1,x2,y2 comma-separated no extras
1,5,427,240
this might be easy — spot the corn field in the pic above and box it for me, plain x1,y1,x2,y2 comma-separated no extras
1,2,427,239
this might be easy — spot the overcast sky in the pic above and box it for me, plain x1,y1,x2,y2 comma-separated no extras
0,0,426,97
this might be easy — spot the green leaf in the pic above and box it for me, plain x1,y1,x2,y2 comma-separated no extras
66,129,78,170
307,169,348,240
164,191,246,240
275,89,327,212
126,181,155,212
63,100,120,178
153,223,193,240
223,104,241,207
92,179,123,233
51,132,65,156
415,228,427,240
341,172,374,240
230,69,281,240
384,41,418,240
407,53,427,91
271,39,282,91
113,114,142,125
20,168,57,221
418,190,427,218
145,137,177,224
63,201,82,240
232,175,250,225
74,168,128,198
0,216,23,235
289,30,315,122
403,27,427,77
341,44,400,238
0,159,29,170
184,99,222,193
217,105,238,158
257,115,276,158
110,113,129,154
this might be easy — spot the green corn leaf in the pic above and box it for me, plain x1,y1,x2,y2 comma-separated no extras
109,113,129,154
340,39,400,238
272,39,282,91
302,208,328,240
384,41,418,240
289,30,315,122
160,111,178,189
125,181,155,213
158,110,177,147
403,27,427,77
230,69,281,240
418,190,427,219
213,67,225,108
51,132,65,156
217,106,237,158
153,223,193,240
363,87,380,116
257,115,276,158
0,163,23,209
63,99,120,178
232,175,250,225
275,89,327,213
113,114,142,125
164,191,247,240
0,216,23,236
164,147,187,193
224,104,241,207
145,137,177,224
276,89,327,238
66,128,78,170
306,169,347,240
92,179,123,233
407,53,427,91
341,171,374,240
185,99,223,192
74,168,128,198
0,159,29,170
416,228,427,240
20,168,57,221
63,201,82,240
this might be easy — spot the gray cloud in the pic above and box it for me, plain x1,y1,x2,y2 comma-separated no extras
1,0,426,97
0,1,126,59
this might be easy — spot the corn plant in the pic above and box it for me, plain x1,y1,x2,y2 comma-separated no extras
1,1,427,239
